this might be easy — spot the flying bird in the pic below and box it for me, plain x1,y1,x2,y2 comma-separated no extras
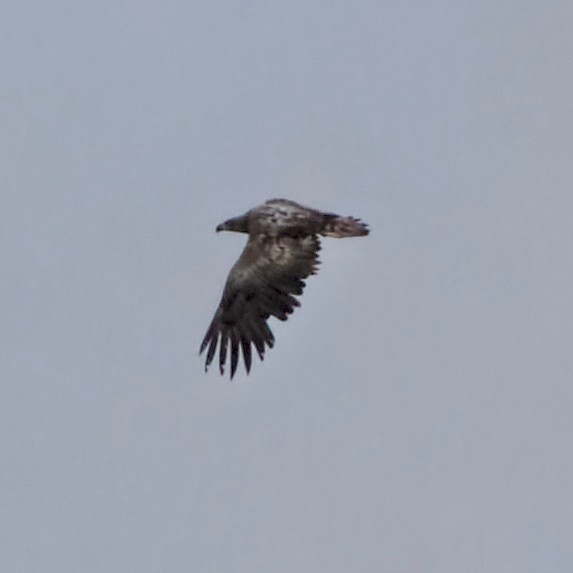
200,198,369,379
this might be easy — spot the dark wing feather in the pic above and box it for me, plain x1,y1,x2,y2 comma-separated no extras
200,234,320,379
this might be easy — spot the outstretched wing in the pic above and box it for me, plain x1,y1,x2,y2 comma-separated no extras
200,234,321,379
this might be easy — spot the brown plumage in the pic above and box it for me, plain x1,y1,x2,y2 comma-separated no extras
200,199,369,379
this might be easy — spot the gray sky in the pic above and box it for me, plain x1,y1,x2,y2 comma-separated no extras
3,2,573,571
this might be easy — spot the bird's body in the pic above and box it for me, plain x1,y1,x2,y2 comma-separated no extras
200,199,369,378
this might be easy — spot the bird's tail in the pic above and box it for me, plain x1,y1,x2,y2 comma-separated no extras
320,215,369,238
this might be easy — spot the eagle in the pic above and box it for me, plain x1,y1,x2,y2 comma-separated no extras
200,198,369,379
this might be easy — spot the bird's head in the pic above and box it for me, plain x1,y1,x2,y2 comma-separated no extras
216,213,249,233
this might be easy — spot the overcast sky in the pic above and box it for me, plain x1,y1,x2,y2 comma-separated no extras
3,2,573,571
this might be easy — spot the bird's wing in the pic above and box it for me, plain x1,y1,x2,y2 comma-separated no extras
200,233,321,379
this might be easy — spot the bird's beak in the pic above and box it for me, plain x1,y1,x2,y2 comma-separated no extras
216,223,224,232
